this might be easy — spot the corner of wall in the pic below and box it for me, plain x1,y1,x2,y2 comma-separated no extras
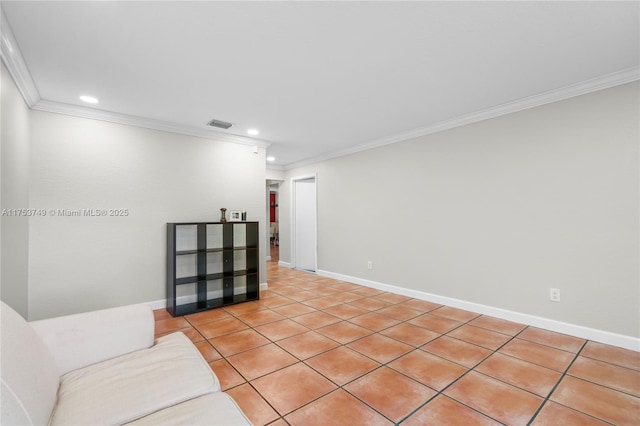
0,61,31,318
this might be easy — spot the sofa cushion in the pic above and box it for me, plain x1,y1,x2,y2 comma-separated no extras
0,302,59,426
30,303,155,376
50,332,220,426
127,392,252,425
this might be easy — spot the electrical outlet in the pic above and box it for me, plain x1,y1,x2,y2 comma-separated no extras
367,260,373,270
549,288,561,302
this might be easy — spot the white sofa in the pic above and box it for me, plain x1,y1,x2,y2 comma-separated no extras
1,301,252,425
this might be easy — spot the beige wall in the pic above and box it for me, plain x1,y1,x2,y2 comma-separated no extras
1,63,30,318
26,112,267,320
2,64,267,320
280,82,639,339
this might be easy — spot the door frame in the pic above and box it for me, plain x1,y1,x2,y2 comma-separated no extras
291,174,318,272
265,180,283,263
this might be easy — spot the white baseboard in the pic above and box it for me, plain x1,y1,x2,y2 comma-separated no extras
266,255,271,261
147,281,269,312
278,261,293,268
147,299,167,310
317,269,639,351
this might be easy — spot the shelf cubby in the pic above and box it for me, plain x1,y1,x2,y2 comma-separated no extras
167,222,259,316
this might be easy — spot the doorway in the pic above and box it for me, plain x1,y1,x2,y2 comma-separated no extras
266,180,282,265
292,175,317,272
269,190,279,263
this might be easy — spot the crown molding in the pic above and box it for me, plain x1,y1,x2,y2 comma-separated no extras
266,164,285,172
3,5,636,163
1,6,269,149
32,99,271,148
1,8,40,106
284,67,640,170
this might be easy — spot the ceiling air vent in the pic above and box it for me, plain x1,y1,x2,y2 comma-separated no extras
207,118,233,129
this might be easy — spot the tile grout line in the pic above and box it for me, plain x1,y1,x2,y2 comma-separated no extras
556,345,640,399
269,265,606,425
241,316,394,424
525,339,591,426
161,266,638,426
231,290,408,424
252,290,444,424
395,322,525,425
171,317,287,424
164,288,516,425
190,306,426,424
254,301,402,424
203,311,303,425
187,301,316,424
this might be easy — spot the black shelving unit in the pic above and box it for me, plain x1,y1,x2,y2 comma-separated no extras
167,222,259,316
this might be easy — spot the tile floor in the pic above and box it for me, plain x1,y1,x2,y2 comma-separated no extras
154,260,640,425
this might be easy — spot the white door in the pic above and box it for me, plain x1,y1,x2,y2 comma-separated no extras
293,177,317,272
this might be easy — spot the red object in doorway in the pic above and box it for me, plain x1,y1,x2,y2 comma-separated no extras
270,192,276,223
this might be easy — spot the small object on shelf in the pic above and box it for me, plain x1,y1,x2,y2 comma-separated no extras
166,222,259,317
230,211,242,221
219,208,227,223
241,211,247,221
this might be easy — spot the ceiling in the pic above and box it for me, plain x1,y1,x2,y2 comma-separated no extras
2,1,638,169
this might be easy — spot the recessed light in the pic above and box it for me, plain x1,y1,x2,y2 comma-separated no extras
266,156,275,162
247,129,259,136
80,95,99,104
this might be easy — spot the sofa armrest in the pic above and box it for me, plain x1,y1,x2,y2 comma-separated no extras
30,304,155,376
